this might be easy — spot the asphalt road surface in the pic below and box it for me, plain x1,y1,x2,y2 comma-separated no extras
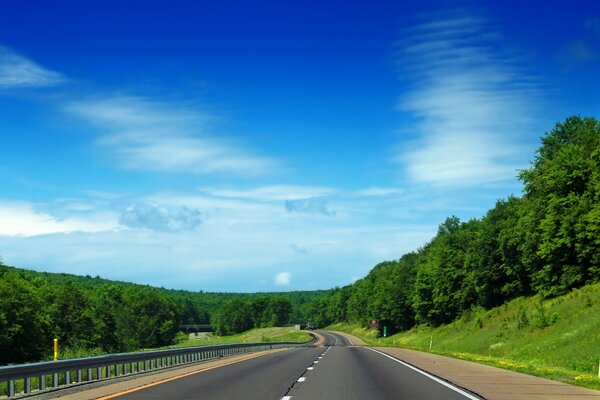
110,331,481,400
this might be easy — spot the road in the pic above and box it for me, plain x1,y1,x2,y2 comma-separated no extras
106,331,481,400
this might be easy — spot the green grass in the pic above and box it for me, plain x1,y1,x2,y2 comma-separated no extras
328,283,600,390
172,327,313,348
44,327,310,358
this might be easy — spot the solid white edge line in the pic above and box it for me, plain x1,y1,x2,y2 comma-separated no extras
345,335,354,345
366,348,481,400
336,332,354,345
328,331,353,346
281,396,292,400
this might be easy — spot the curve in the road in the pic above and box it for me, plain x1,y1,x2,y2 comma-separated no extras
92,331,482,400
316,330,357,347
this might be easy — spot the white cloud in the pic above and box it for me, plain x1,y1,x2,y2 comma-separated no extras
65,96,275,175
396,15,538,186
0,187,442,291
0,202,117,236
274,272,291,287
119,202,201,232
0,46,64,88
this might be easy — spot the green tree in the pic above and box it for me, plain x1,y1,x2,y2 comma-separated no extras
113,287,181,351
0,267,50,364
45,282,99,350
413,217,478,325
212,299,253,335
519,116,600,295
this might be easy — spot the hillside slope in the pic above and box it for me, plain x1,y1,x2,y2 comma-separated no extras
329,282,600,390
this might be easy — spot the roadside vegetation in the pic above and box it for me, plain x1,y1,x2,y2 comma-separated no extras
172,327,313,348
0,265,324,365
307,116,600,388
309,117,599,331
327,283,600,390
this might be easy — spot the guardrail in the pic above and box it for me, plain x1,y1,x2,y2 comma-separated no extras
0,339,313,398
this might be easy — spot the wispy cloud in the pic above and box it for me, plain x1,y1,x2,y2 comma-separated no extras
0,187,440,290
199,185,336,201
285,197,336,216
65,96,275,175
119,202,201,232
395,14,538,186
289,243,309,254
0,201,117,236
0,45,64,88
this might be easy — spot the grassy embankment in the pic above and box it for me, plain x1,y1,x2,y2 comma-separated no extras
328,283,600,390
172,327,313,348
48,327,312,359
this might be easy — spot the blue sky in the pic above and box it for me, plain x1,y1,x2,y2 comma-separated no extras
0,1,598,292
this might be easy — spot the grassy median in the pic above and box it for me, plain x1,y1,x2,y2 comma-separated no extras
172,326,313,348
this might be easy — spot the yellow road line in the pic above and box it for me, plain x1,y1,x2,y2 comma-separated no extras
96,351,275,399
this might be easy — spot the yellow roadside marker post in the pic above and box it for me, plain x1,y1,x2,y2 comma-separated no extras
54,339,58,361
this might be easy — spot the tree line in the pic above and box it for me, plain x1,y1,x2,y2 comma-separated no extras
0,267,322,365
212,296,293,335
308,116,600,332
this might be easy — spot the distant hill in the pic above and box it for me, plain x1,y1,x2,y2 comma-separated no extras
0,263,326,364
4,264,327,317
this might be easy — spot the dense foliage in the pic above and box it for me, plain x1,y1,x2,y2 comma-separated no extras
0,266,323,364
308,116,600,331
212,296,292,335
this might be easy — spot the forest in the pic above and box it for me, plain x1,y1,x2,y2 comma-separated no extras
0,266,323,365
307,116,600,333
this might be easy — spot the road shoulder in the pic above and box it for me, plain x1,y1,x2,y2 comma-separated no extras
375,347,600,400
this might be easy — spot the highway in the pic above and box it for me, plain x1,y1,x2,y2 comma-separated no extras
106,331,481,400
